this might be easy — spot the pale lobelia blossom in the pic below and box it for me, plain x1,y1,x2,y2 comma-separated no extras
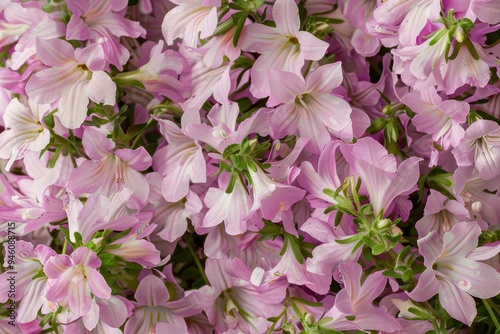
66,127,152,209
239,0,329,98
66,0,147,70
409,222,500,326
452,120,500,181
43,247,112,319
25,38,116,129
162,0,220,48
0,97,50,172
0,241,56,324
268,63,352,154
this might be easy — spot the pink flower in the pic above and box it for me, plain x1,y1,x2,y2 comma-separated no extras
341,138,422,218
239,0,329,98
105,225,161,267
202,258,288,334
409,222,500,325
66,127,151,209
415,190,471,238
64,189,141,244
66,0,146,70
0,241,56,323
452,120,500,180
115,41,185,101
0,98,50,171
202,173,253,235
25,38,116,129
153,117,206,203
269,63,352,154
162,0,219,48
320,262,401,332
44,247,112,318
402,88,468,150
124,275,204,333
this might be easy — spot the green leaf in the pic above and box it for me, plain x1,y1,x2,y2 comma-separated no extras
214,18,236,36
429,28,448,46
226,172,238,194
366,117,388,134
287,235,304,264
372,244,387,256
335,234,362,244
232,11,248,47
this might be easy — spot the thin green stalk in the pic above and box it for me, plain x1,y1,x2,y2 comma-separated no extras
483,299,500,330
186,236,210,286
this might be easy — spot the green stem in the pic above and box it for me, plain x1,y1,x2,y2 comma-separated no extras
483,299,500,330
186,235,210,286
303,60,314,77
62,238,68,255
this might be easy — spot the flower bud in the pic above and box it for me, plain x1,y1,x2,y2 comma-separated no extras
471,201,482,213
376,218,392,230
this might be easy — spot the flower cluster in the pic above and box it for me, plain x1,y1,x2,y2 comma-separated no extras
0,0,500,333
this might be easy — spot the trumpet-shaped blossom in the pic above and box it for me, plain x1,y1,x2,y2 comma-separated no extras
153,117,206,203
341,138,422,218
415,190,471,238
162,0,219,48
402,88,468,151
66,0,147,70
25,38,116,129
44,247,112,318
202,258,288,334
0,241,56,323
64,189,140,244
0,98,50,171
269,63,352,154
453,120,500,180
239,0,329,98
180,47,232,111
115,41,185,101
409,222,500,325
66,127,152,209
124,275,204,334
202,173,253,235
453,166,500,227
321,262,402,332
104,224,161,267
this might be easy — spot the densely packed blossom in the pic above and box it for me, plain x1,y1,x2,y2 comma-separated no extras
0,0,499,333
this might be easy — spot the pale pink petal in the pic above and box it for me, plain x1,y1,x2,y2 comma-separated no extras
268,70,304,104
57,72,91,129
35,38,74,66
296,31,329,61
407,268,439,302
270,104,299,139
437,276,476,326
442,222,480,258
87,71,116,106
82,127,115,160
68,279,92,317
97,296,128,328
17,279,46,323
135,275,170,307
468,241,500,261
25,63,83,104
86,269,112,299
44,255,72,279
305,62,343,93
273,0,300,36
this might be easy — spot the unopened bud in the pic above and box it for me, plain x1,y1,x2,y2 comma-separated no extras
376,218,392,230
304,313,315,325
471,201,482,213
455,26,465,43
391,226,403,236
